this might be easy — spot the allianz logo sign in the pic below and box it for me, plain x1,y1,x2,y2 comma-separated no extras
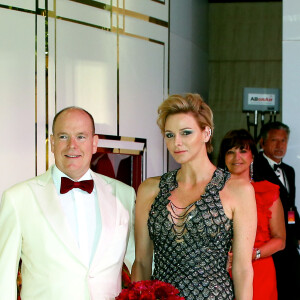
250,97,273,102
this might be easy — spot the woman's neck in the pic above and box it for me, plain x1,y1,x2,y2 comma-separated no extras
179,158,216,185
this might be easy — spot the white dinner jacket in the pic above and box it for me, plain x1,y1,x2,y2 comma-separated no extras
0,166,135,300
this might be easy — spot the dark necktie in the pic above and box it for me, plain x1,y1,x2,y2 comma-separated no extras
60,177,94,194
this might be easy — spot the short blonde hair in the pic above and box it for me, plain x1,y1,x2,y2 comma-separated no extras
157,93,214,153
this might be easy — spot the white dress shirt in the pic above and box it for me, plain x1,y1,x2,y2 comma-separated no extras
52,166,101,266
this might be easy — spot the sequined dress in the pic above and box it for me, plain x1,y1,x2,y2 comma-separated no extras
148,168,234,300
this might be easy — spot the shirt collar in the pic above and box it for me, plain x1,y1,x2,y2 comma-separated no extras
263,152,281,168
52,165,92,194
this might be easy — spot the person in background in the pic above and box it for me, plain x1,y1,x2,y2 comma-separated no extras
131,93,257,300
0,107,135,300
218,129,286,300
255,121,300,300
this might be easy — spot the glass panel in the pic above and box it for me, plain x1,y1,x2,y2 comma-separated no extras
0,9,36,195
91,135,146,192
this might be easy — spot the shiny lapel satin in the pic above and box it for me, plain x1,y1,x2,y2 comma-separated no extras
28,168,85,266
89,172,117,270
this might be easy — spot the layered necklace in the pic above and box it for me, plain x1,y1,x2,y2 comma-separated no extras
169,200,196,242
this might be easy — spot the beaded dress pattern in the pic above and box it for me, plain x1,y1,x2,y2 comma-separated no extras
148,168,234,300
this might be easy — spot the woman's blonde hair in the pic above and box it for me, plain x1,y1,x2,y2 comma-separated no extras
157,93,214,153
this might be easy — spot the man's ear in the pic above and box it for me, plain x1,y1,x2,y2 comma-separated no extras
50,135,54,153
92,134,99,154
259,137,264,148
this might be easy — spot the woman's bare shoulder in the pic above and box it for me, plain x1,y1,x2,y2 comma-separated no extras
136,176,161,204
139,176,160,191
226,177,254,193
224,177,255,209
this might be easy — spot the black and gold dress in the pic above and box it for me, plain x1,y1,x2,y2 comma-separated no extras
148,168,234,300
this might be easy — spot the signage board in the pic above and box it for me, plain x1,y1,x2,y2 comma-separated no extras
243,87,280,112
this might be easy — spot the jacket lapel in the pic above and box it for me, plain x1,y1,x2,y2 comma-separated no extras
260,154,285,187
90,173,118,269
29,167,85,266
259,154,292,202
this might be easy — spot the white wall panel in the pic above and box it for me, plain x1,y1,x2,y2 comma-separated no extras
282,41,300,210
283,0,300,212
119,35,165,177
283,0,300,41
124,16,169,103
0,0,35,11
36,15,47,175
170,0,208,97
56,0,111,28
0,9,36,195
99,0,110,5
170,33,207,95
38,0,54,11
125,0,168,22
48,17,57,168
0,1,170,188
125,15,168,42
56,20,118,135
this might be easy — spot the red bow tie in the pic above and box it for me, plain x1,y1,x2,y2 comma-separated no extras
60,177,94,194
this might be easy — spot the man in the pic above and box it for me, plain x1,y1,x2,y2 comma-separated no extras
0,107,135,300
255,121,300,300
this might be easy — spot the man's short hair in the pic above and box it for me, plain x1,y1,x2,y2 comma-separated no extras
52,106,95,134
259,121,290,141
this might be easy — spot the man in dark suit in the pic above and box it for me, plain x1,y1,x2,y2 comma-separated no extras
254,121,300,300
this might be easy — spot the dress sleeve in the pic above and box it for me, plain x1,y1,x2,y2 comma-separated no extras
252,181,280,245
253,180,280,211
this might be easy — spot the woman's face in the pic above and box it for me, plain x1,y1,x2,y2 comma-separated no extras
225,146,253,177
164,113,209,164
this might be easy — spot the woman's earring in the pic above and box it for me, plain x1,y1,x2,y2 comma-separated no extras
204,127,212,142
207,128,212,137
250,161,254,182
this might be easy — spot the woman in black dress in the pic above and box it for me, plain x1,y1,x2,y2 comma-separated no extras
131,93,257,300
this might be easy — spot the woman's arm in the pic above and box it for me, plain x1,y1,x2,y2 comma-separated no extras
131,177,159,282
253,197,285,260
231,180,257,300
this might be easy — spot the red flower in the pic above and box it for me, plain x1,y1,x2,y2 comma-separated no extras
116,280,184,300
122,263,132,289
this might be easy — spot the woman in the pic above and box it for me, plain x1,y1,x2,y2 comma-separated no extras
217,129,286,300
131,94,257,300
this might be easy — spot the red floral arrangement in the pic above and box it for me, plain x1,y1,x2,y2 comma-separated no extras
17,260,22,300
116,279,185,300
121,263,132,289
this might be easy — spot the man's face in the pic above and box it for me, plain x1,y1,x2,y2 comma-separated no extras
50,108,98,180
261,129,288,164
